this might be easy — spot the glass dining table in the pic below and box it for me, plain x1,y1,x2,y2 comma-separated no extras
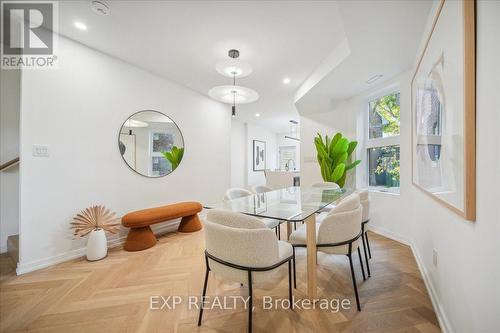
204,186,350,300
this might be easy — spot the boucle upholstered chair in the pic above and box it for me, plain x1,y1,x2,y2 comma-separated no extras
251,184,273,194
289,193,365,311
198,209,294,333
357,189,371,276
223,187,281,237
312,181,340,213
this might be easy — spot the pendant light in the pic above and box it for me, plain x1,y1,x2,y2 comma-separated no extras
209,49,259,117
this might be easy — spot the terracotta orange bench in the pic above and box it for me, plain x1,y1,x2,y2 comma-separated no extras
121,201,203,251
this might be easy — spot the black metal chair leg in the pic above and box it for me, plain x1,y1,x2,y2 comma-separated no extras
248,270,253,333
365,230,372,259
292,247,297,289
288,260,293,304
348,245,361,311
361,231,371,277
278,224,281,240
198,258,210,326
357,247,366,281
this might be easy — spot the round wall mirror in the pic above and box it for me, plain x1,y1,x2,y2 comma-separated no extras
118,110,184,177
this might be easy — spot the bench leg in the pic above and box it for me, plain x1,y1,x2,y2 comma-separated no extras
123,226,157,251
178,214,202,233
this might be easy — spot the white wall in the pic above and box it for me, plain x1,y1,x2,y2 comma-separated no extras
404,2,500,331
230,119,279,188
0,67,21,252
297,2,500,331
299,116,334,187
298,105,358,188
18,36,231,273
230,119,247,189
247,123,278,186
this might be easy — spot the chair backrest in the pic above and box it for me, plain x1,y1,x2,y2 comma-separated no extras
356,189,370,222
264,171,296,189
204,210,279,282
251,184,273,194
312,182,340,189
318,193,362,245
224,188,253,201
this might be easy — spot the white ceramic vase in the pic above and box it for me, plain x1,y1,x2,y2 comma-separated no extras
86,228,107,261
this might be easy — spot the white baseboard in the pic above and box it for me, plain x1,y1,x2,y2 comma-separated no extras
368,226,452,333
410,241,453,333
0,244,7,254
16,223,179,275
367,224,411,246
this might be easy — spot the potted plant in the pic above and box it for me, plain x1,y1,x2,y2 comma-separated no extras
314,132,361,187
162,145,184,171
71,205,120,261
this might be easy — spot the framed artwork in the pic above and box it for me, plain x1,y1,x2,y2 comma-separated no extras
253,140,266,171
411,0,475,221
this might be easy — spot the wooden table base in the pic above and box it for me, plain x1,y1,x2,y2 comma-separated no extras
305,214,317,300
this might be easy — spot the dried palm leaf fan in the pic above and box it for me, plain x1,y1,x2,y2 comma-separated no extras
71,205,120,237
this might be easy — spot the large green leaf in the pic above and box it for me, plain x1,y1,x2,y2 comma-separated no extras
345,159,361,171
347,141,358,156
334,151,348,166
328,133,342,157
337,172,347,188
332,163,345,182
332,138,348,160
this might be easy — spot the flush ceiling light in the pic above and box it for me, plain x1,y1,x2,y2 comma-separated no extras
208,85,259,104
74,21,87,31
282,77,291,85
365,74,383,84
255,113,260,117
209,49,259,117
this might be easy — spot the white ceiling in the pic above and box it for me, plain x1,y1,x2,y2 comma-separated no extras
295,0,433,115
58,1,347,133
57,1,432,132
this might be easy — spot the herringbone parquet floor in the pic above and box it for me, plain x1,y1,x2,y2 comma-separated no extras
0,230,440,333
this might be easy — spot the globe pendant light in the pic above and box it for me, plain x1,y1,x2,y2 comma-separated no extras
209,49,259,117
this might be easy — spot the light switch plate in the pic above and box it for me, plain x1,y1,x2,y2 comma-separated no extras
33,144,49,157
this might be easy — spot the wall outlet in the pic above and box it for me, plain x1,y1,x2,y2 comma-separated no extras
33,144,49,157
432,249,438,267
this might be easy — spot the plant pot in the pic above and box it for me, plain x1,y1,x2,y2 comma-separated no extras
86,228,107,261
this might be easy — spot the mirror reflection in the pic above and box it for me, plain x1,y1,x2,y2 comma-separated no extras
119,110,184,177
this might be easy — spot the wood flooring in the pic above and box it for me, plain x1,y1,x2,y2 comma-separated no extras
0,230,440,333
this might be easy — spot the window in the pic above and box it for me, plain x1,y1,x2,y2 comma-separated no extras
366,91,400,192
279,146,297,171
150,132,174,176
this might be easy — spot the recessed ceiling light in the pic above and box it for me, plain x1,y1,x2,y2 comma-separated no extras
282,77,291,85
255,113,260,117
74,21,87,31
365,74,383,84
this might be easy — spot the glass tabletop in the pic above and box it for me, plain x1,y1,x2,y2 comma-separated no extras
204,186,349,222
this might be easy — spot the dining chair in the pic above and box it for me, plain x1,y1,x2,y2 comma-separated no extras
312,181,340,213
251,184,273,193
224,187,282,238
289,193,365,311
357,189,371,277
199,209,294,333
